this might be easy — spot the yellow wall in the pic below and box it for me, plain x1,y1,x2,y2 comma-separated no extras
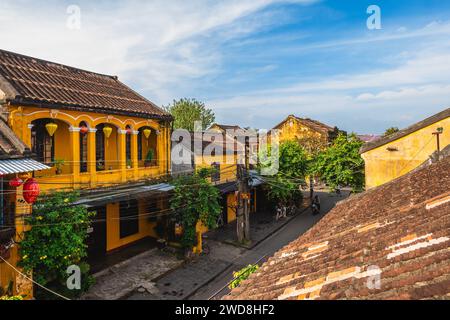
106,198,166,252
7,105,171,192
194,154,238,185
227,193,237,223
362,117,449,189
2,105,171,298
0,182,33,299
275,116,327,145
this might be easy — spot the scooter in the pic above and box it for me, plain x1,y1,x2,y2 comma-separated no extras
311,203,320,215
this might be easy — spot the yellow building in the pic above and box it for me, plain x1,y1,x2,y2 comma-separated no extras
361,108,450,189
271,115,338,154
0,49,173,297
171,130,262,240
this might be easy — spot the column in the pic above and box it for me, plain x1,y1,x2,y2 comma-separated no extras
131,130,139,179
87,128,97,188
69,126,81,185
118,129,127,183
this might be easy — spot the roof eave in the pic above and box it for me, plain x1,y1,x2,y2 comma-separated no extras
9,97,174,122
360,108,450,154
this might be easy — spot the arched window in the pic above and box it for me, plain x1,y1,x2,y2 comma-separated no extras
79,122,89,173
31,119,55,165
96,124,106,171
138,127,157,167
125,125,132,166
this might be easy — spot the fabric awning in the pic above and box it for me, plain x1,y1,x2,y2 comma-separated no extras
0,158,51,175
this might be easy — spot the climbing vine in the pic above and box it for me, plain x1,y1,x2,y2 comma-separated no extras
229,264,260,289
18,191,95,298
170,169,221,248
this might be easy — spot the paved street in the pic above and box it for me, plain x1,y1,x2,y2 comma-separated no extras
128,190,349,300
189,190,349,300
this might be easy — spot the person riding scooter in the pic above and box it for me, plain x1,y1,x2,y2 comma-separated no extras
311,195,321,215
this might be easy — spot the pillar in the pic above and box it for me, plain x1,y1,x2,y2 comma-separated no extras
69,126,80,184
87,128,97,188
118,129,127,183
131,130,139,179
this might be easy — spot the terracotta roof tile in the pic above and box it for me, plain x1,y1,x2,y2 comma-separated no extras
0,49,172,120
226,155,450,300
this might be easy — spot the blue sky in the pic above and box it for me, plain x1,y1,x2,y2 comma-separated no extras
1,0,449,134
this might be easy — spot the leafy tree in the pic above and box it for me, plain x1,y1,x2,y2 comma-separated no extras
259,141,308,205
170,169,221,248
384,127,400,137
19,192,95,298
311,133,365,192
164,98,215,131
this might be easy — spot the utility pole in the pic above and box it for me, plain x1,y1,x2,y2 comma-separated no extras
236,136,250,243
432,127,444,154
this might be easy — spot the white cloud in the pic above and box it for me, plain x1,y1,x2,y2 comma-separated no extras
0,0,317,103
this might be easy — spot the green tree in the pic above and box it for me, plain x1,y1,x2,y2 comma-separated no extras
170,169,221,248
311,133,365,192
164,98,215,131
19,192,95,298
259,141,308,204
384,127,400,137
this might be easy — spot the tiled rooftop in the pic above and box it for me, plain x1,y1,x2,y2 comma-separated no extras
0,49,171,120
226,155,450,300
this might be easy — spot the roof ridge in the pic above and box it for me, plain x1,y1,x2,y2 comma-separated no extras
0,48,117,80
361,107,450,154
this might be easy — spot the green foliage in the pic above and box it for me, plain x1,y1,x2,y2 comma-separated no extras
384,127,400,137
170,171,221,248
164,98,215,131
0,295,25,300
311,133,365,192
229,264,259,290
18,192,95,297
259,141,307,204
278,141,308,178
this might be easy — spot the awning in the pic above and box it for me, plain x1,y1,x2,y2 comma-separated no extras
0,158,51,175
74,183,175,208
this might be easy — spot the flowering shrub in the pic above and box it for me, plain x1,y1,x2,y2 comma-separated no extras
18,191,95,298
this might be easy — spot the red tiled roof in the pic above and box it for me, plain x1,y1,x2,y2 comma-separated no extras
0,49,172,120
226,155,450,300
0,114,32,160
357,134,381,143
273,115,335,134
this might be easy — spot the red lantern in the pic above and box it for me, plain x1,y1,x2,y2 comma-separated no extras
9,177,23,188
80,126,89,134
23,178,40,204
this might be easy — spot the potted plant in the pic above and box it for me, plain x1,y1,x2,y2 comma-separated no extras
144,149,155,167
54,159,65,175
126,159,132,169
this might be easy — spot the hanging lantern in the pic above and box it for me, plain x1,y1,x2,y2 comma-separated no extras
18,172,31,180
143,129,151,139
175,223,183,236
103,126,113,139
45,123,58,137
9,177,23,188
80,125,89,135
126,127,132,135
23,178,40,204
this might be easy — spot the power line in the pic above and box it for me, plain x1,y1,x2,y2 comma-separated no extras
0,255,71,301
